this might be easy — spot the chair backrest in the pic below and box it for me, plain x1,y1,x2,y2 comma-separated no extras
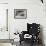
27,23,40,36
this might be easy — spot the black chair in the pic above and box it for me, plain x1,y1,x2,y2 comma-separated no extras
27,23,40,43
19,23,40,46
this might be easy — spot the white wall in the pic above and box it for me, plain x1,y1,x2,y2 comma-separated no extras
0,0,8,3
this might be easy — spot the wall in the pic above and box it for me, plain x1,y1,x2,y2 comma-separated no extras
0,0,8,3
8,0,42,36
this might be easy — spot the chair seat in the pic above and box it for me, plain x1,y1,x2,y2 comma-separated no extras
24,34,32,38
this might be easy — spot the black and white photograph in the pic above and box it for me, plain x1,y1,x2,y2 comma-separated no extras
0,0,46,46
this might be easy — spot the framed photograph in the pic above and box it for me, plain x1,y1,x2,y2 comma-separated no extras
14,9,27,19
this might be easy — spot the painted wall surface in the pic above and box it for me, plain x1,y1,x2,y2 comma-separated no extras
0,0,8,3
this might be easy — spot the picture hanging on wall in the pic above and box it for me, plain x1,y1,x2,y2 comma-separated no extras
14,9,27,19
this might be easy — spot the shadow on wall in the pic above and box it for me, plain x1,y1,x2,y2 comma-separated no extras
40,25,45,46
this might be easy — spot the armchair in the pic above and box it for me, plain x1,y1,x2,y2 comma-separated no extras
19,23,41,46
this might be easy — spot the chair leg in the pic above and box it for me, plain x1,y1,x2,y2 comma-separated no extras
20,41,21,45
30,39,34,46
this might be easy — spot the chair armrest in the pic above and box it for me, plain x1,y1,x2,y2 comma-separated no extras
22,31,28,35
19,31,27,41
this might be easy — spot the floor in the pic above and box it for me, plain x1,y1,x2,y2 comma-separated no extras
0,42,43,46
19,41,43,46
0,43,13,46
